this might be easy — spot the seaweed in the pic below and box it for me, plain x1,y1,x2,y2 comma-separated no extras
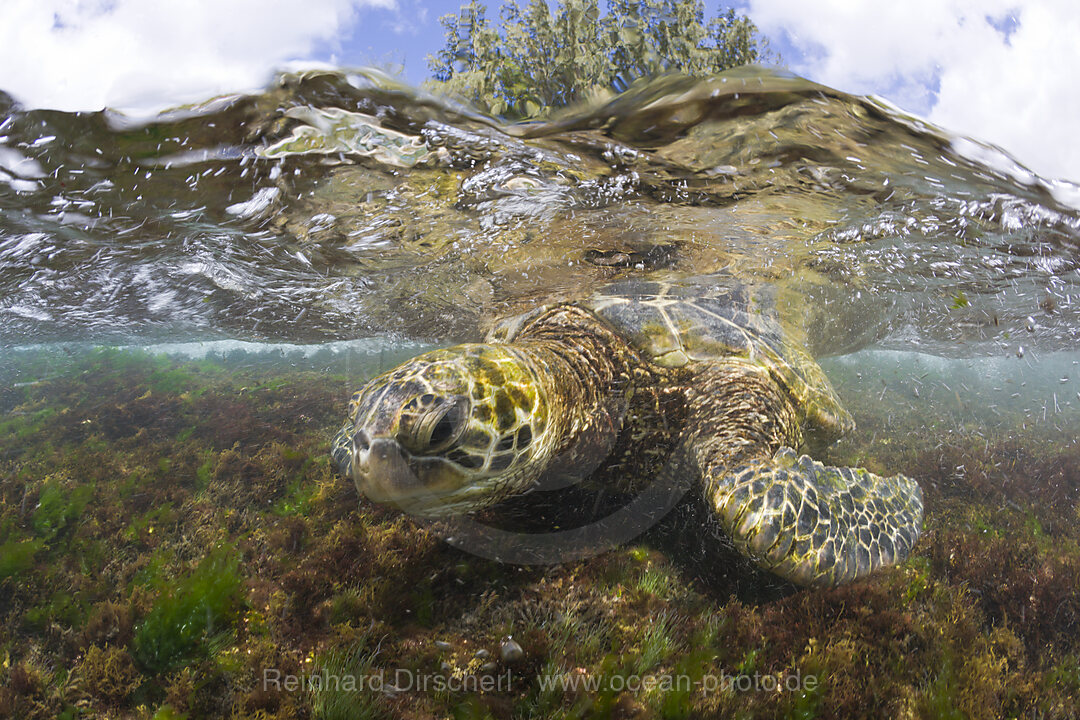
309,639,388,720
2,346,1080,718
76,644,143,706
133,547,245,673
0,538,44,580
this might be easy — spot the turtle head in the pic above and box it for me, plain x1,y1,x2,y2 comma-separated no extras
333,344,551,516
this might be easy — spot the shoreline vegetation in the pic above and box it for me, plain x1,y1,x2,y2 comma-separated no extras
424,0,772,120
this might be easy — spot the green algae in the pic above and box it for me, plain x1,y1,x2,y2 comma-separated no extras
309,640,387,720
133,548,245,673
634,612,679,675
272,477,318,517
634,562,679,600
32,476,92,541
0,538,44,579
23,589,90,632
123,504,177,544
150,705,189,720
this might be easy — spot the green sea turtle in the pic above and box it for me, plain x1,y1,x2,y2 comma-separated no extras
332,276,923,587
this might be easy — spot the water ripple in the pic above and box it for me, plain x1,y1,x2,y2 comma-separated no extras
0,67,1077,357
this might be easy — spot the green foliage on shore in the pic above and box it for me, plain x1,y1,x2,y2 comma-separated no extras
427,0,772,117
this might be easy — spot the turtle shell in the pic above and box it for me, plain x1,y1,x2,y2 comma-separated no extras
584,278,780,368
579,276,852,438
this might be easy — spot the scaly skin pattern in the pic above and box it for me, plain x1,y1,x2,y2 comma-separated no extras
332,305,670,515
333,302,924,586
501,305,687,494
681,361,922,586
713,449,924,587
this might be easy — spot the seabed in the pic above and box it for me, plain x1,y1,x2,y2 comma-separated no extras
1,346,1079,719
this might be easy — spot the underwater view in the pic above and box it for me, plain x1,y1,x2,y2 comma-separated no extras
2,66,1080,719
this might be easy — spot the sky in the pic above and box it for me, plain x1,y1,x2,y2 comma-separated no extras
0,0,1077,182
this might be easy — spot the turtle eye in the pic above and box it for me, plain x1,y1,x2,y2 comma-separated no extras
404,398,466,454
428,407,460,447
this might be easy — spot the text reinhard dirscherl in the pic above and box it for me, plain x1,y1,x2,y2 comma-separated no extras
262,667,819,695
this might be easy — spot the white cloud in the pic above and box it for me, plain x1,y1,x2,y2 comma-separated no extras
749,0,1080,182
0,0,394,114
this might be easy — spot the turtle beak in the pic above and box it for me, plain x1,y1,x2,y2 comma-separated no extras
350,430,467,516
350,430,421,503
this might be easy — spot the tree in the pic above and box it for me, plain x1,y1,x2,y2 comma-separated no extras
426,0,772,118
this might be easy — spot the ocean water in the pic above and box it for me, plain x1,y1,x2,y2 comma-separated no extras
2,67,1079,719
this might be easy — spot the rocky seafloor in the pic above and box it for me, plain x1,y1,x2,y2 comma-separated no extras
1,348,1079,720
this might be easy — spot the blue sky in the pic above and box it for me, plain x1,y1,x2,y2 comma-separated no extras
322,0,450,80
0,1,1077,183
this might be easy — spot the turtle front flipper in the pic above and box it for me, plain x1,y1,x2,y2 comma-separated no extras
707,447,923,587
